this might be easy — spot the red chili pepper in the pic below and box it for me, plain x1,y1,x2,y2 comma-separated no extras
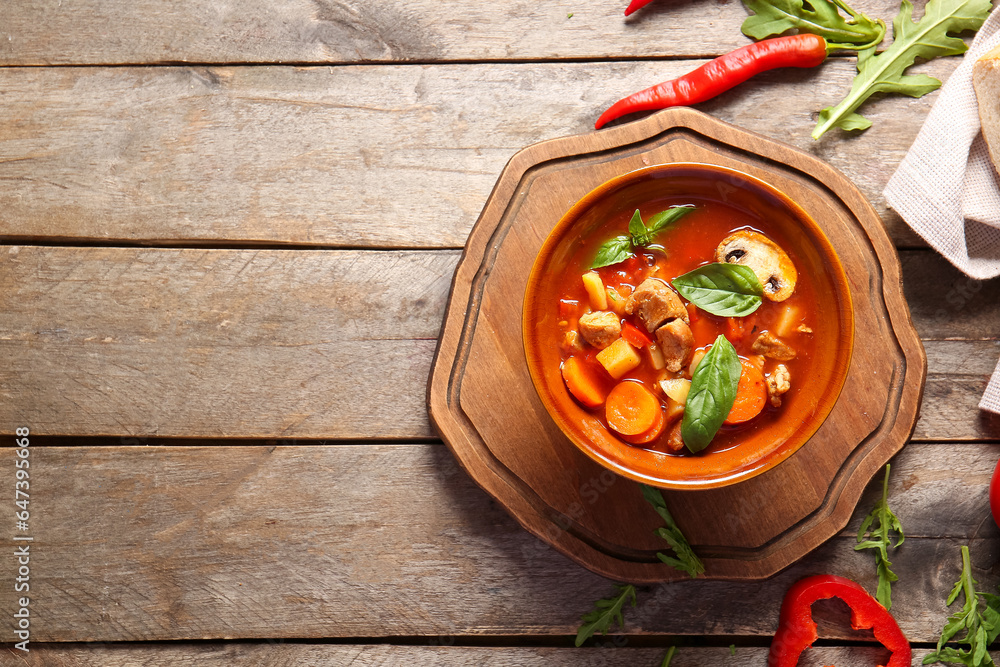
595,34,828,130
769,574,911,667
623,0,655,15
621,321,653,348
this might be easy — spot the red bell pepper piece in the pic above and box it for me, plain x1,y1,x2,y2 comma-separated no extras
769,574,910,667
621,321,653,348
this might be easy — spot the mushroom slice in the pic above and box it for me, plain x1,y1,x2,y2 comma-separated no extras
578,311,621,350
715,231,797,302
751,331,796,361
654,319,694,373
624,278,689,333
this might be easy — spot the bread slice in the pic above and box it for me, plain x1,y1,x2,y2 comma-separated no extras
974,44,1000,169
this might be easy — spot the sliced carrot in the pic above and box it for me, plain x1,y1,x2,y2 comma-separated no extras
562,356,610,408
724,358,768,425
621,320,653,348
605,381,661,436
619,401,666,444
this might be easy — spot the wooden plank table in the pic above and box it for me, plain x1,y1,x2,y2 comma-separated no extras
1,1,998,664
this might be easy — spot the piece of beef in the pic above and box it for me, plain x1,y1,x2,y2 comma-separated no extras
654,319,694,373
624,278,688,333
578,311,621,349
766,364,791,407
751,331,796,361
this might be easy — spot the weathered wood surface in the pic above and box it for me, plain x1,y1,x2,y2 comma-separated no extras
0,0,920,66
0,60,953,248
0,442,995,643
0,247,450,438
0,245,995,440
1,644,940,666
1,0,995,656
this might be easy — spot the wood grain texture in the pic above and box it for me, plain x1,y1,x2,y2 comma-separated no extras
0,443,994,643
2,644,938,666
0,0,917,65
0,59,953,247
0,245,995,440
0,247,452,438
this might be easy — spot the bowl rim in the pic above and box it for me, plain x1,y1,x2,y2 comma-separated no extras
521,161,855,490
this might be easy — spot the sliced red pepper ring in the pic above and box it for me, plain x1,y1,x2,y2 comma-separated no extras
768,574,911,667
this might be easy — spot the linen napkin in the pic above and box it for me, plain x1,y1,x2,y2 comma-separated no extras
882,7,1000,414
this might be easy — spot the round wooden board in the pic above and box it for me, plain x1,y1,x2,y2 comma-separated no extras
427,108,926,583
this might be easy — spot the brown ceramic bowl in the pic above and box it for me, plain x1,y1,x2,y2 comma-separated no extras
522,163,854,490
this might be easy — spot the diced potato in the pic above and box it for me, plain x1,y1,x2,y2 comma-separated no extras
659,378,692,405
748,354,766,370
596,338,641,379
582,271,608,310
648,343,666,371
664,396,685,423
774,303,801,338
605,286,626,316
688,348,707,378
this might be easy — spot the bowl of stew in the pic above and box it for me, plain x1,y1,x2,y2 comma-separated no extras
522,163,854,489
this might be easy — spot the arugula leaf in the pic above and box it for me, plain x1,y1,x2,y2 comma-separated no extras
672,263,764,317
591,207,696,268
813,0,992,139
741,0,885,49
923,546,1000,666
574,583,637,647
592,235,634,269
681,335,742,453
640,484,705,578
855,463,905,610
661,646,677,666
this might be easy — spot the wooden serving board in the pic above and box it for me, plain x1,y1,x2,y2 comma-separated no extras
427,108,925,583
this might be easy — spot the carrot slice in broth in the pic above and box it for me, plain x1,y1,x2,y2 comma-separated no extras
606,381,662,436
724,358,768,425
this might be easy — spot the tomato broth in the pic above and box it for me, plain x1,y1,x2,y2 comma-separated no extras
552,188,826,457
523,163,853,487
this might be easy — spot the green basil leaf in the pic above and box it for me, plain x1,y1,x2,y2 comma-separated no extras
672,263,764,317
627,209,647,242
681,335,741,453
591,235,633,269
646,205,695,237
